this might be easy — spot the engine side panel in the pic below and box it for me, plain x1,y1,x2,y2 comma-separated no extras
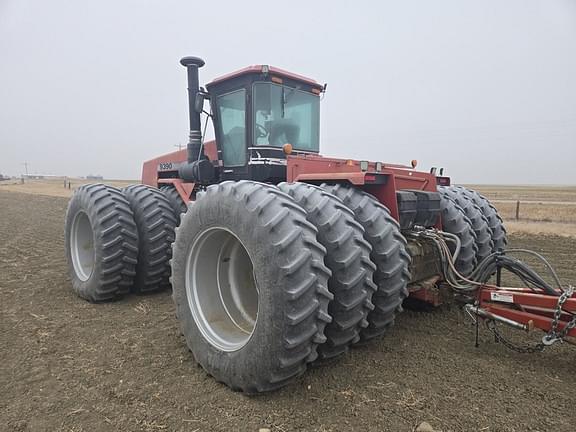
141,141,219,203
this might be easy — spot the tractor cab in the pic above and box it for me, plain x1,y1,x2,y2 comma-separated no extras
204,65,325,182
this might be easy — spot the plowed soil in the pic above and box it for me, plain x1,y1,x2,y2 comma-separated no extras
1,190,575,432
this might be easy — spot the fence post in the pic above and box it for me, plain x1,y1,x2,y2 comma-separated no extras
515,200,520,220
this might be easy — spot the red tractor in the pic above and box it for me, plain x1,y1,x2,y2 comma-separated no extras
64,56,575,393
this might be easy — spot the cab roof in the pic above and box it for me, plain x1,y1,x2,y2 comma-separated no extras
208,65,324,90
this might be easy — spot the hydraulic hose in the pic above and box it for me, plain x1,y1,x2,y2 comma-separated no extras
407,229,564,296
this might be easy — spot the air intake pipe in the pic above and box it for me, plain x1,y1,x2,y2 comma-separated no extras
178,56,215,184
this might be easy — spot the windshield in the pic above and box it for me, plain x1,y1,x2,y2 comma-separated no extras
253,82,320,152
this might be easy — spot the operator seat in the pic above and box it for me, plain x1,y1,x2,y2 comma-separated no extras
268,120,300,147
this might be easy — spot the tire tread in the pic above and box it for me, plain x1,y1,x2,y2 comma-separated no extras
321,184,410,341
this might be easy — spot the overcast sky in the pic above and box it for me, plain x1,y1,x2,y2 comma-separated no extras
1,0,575,184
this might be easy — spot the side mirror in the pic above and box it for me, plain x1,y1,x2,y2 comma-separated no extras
194,93,205,113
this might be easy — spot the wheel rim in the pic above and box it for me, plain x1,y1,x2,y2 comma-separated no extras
70,211,95,281
186,227,259,352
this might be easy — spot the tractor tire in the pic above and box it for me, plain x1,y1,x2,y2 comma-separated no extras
453,185,508,252
278,182,377,360
160,185,187,223
321,184,411,341
64,183,138,302
171,180,333,393
438,192,478,276
439,186,494,264
122,184,177,294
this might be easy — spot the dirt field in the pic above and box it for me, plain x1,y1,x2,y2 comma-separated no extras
1,190,576,432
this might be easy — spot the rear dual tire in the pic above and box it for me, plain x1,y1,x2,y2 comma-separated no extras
439,186,494,264
438,185,507,276
453,186,507,252
438,191,478,276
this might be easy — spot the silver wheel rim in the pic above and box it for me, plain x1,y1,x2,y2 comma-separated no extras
70,211,95,282
185,227,259,352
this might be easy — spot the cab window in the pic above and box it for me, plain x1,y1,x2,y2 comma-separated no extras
217,89,246,167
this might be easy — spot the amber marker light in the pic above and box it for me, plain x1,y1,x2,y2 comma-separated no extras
411,159,418,168
283,143,293,155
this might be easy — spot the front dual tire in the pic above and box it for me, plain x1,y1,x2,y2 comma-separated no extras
171,181,333,393
278,182,378,359
171,181,411,392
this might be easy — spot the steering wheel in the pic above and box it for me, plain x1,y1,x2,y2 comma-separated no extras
255,123,268,139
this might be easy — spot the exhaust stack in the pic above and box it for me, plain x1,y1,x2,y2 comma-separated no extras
180,56,205,163
178,56,214,183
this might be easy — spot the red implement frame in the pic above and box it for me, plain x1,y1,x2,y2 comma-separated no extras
478,286,576,337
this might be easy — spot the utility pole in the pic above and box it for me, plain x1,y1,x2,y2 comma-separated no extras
174,143,183,151
22,162,29,176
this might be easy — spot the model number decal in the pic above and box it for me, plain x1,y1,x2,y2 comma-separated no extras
158,162,174,171
490,292,514,303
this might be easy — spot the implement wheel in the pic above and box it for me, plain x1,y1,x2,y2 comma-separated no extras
279,182,376,360
322,184,410,342
64,184,138,302
171,181,332,393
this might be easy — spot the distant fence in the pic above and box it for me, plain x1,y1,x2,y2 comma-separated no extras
492,200,576,224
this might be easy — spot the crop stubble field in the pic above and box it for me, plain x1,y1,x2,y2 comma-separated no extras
1,182,575,431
